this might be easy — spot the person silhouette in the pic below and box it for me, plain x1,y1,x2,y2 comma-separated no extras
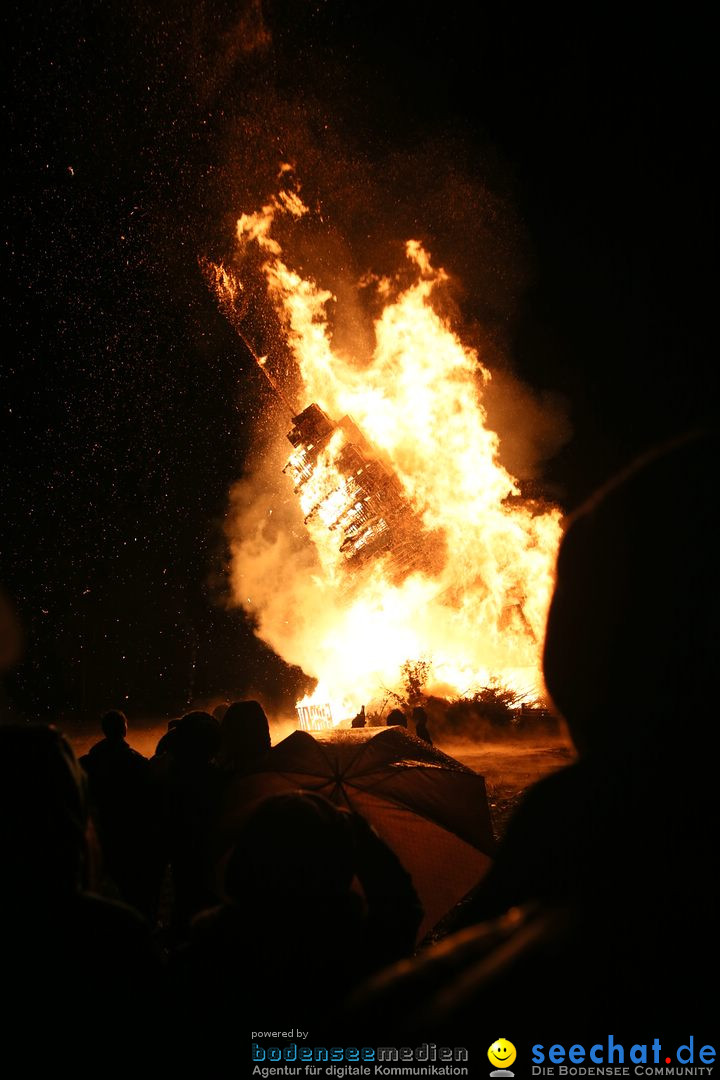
171,791,422,1032
412,705,432,744
351,705,367,727
150,710,223,930
80,710,156,916
1,724,162,1052
346,432,719,1035
216,699,271,775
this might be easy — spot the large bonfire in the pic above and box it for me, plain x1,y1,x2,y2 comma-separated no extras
206,176,562,724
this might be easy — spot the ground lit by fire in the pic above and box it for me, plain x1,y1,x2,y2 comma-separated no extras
65,718,573,844
207,176,563,725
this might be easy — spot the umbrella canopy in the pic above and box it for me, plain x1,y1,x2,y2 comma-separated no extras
221,726,494,941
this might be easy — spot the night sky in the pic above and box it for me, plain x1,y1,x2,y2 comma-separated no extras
3,3,716,726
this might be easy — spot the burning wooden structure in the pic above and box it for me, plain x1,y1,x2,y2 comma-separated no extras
285,403,445,579
204,189,564,721
295,701,333,730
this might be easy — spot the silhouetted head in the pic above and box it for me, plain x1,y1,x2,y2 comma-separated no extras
171,710,221,764
412,706,428,725
224,792,354,903
220,700,271,768
212,702,229,722
101,709,127,741
386,709,407,727
543,433,717,757
0,724,87,897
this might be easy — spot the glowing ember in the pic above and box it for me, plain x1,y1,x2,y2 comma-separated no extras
208,176,563,721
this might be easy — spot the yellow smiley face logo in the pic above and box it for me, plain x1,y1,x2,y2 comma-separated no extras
488,1039,517,1069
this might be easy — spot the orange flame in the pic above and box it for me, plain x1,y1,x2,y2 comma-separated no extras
212,180,562,721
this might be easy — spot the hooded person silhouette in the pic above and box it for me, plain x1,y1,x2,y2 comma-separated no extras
346,433,719,1036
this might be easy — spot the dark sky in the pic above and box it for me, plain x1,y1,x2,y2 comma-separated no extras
2,3,716,725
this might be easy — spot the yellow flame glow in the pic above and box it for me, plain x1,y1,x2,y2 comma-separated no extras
214,182,562,720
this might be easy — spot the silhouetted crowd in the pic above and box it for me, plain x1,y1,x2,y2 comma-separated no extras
2,699,426,1055
2,434,717,1053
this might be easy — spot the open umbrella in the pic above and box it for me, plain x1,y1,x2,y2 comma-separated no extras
221,726,494,941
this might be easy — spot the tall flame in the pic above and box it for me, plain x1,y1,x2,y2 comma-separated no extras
211,180,562,720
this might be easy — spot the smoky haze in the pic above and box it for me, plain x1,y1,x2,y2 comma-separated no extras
211,92,573,474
